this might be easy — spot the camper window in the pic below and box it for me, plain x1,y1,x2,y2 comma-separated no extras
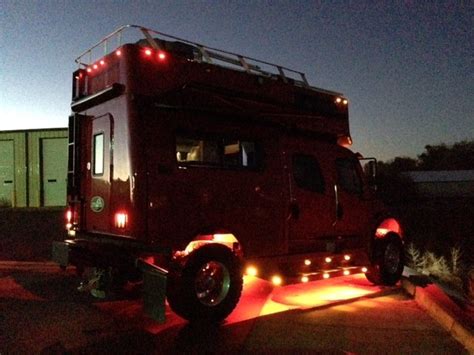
93,133,104,175
176,135,259,169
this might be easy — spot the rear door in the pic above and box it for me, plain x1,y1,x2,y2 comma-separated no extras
84,114,113,233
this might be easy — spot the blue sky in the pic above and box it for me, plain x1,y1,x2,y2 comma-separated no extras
1,1,472,161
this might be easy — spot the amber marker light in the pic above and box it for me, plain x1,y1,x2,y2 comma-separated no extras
343,270,350,276
272,275,283,286
335,97,342,103
304,259,311,266
323,273,330,279
301,276,309,283
362,267,368,273
246,266,258,277
344,255,351,261
343,99,348,105
325,257,332,263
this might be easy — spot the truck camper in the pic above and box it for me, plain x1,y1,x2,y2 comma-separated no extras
53,25,404,322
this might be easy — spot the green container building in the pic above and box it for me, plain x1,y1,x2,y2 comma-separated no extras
0,128,68,207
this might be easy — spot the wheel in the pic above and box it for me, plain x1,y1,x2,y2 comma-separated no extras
365,233,404,286
167,244,243,323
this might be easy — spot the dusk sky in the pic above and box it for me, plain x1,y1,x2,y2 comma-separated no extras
1,1,472,161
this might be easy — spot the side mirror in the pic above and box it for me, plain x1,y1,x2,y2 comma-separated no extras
359,157,377,190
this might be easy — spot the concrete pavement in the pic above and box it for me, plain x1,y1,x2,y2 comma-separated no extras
0,261,471,353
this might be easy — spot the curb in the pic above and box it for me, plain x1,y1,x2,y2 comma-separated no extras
402,277,474,353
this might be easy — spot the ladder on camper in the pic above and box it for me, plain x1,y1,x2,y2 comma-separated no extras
75,25,311,89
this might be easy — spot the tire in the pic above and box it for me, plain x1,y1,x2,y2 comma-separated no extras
365,233,404,286
166,244,243,323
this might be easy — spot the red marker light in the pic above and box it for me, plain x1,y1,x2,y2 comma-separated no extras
115,212,128,229
145,48,152,56
157,51,167,61
86,68,92,73
100,60,105,66
116,50,122,56
65,208,73,230
66,209,72,223
93,64,98,70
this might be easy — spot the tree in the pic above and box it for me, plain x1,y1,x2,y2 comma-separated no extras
376,157,418,205
375,140,474,205
418,141,474,170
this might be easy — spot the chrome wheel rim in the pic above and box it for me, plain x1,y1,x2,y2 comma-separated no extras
195,261,230,306
384,242,401,274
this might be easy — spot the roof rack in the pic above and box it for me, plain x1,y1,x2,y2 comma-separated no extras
75,24,313,89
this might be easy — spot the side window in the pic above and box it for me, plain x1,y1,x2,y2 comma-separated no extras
176,135,260,169
176,138,220,165
223,140,257,168
93,133,104,175
292,154,325,193
336,158,362,194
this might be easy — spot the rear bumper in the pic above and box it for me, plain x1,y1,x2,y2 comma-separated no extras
51,239,131,269
51,240,169,323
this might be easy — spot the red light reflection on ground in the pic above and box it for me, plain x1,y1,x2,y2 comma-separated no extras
0,276,44,301
1,267,381,333
236,273,379,319
140,273,383,334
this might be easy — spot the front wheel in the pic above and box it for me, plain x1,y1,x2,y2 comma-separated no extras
167,244,243,323
365,233,404,286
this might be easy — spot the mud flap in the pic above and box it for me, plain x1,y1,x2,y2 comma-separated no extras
137,258,168,323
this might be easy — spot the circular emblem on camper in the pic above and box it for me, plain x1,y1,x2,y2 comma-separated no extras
90,196,105,213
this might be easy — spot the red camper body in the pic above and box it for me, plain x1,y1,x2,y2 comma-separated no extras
53,25,404,322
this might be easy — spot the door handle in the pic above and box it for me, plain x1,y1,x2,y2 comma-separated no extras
47,179,57,183
4,180,13,184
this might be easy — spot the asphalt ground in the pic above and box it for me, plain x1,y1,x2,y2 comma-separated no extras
0,263,469,354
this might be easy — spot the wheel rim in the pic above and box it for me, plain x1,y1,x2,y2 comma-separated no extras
384,242,401,274
194,261,230,306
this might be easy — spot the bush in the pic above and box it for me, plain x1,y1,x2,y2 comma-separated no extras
407,243,472,300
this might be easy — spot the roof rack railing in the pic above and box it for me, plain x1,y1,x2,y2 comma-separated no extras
75,25,310,88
